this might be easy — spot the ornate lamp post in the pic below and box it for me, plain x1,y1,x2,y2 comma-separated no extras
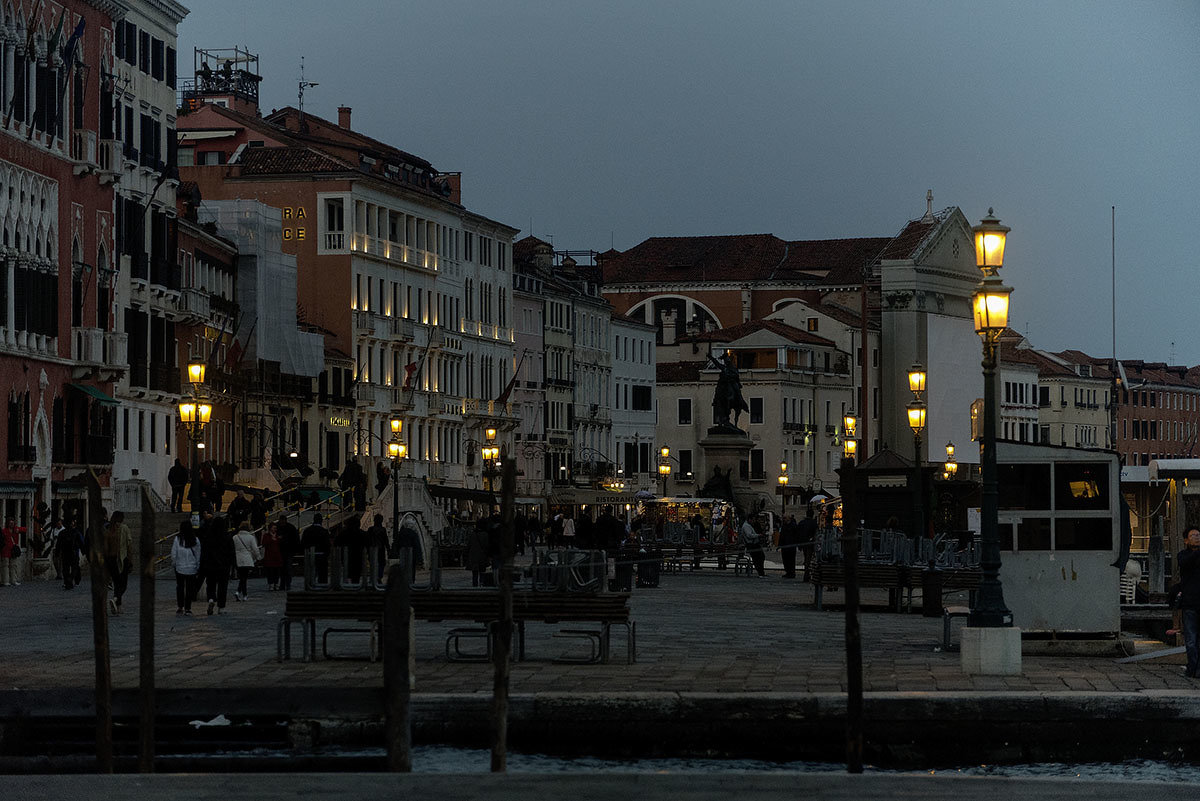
481,427,498,493
970,209,1014,628
777,461,789,512
943,441,958,480
906,396,927,539
657,446,672,496
387,417,407,566
179,361,211,510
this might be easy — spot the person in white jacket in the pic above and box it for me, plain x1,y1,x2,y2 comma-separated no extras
232,523,263,601
171,521,202,615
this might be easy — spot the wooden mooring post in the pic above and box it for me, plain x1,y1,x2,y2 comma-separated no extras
86,470,112,773
383,556,412,771
490,450,517,772
138,487,156,772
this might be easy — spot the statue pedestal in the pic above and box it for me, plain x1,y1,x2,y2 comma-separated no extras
698,427,756,513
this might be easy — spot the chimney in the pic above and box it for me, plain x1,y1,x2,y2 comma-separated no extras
337,106,352,129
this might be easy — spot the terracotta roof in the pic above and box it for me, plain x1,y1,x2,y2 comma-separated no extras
657,361,704,383
236,145,353,175
680,318,835,347
784,238,891,284
601,234,787,284
264,106,435,173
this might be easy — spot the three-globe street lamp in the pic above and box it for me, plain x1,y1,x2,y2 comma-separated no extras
777,461,789,512
943,441,958,480
906,368,927,542
657,446,672,497
481,426,500,493
970,209,1014,628
179,361,212,509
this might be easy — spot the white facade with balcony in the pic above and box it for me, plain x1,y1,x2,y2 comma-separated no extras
316,186,517,491
610,313,657,493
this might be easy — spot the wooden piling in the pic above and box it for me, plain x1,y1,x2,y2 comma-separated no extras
137,487,156,772
87,470,112,773
839,456,863,773
383,559,412,771
490,450,516,772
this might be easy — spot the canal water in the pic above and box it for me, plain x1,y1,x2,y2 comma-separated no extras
242,746,1200,781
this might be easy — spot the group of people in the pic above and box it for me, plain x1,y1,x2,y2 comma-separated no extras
170,509,304,615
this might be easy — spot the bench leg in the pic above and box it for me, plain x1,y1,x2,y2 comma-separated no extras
814,583,823,611
277,617,291,662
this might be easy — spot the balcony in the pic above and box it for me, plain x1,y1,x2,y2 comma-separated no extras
354,309,378,338
323,231,346,251
392,317,415,339
463,398,513,419
98,138,120,181
71,326,104,363
178,287,211,319
104,332,128,368
130,360,148,388
70,129,97,174
210,294,238,318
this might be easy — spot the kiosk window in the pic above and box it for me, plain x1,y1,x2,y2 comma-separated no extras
998,463,1051,510
1017,517,1052,551
1054,462,1109,511
1055,518,1112,551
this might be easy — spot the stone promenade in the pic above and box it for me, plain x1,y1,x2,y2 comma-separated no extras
1,559,1191,694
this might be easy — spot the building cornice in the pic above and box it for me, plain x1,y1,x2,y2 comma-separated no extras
85,0,132,19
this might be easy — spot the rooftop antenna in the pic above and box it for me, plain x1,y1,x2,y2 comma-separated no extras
298,56,318,126
1170,341,1176,365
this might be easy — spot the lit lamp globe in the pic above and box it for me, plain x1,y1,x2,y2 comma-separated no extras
842,413,858,439
973,276,1012,335
907,364,926,398
390,418,403,437
906,400,927,436
843,438,858,459
658,462,671,477
972,208,1010,275
187,361,206,385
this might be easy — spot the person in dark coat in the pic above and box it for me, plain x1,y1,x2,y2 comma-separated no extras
56,516,84,590
394,521,424,584
226,489,251,522
466,518,491,587
300,513,332,584
276,514,301,590
778,514,801,579
168,458,189,513
797,506,819,581
249,493,268,531
337,516,367,583
199,516,235,615
1179,526,1200,678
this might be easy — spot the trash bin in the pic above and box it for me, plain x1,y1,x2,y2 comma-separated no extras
921,566,942,617
637,547,661,588
614,548,636,591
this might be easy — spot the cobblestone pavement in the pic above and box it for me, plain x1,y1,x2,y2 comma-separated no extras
1,558,1193,694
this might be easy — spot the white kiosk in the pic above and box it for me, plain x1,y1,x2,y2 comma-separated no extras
996,442,1121,635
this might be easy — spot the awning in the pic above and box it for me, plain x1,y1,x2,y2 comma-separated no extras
1148,459,1200,481
69,383,118,406
427,484,497,504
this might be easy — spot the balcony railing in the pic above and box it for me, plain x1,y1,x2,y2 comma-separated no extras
324,231,346,250
70,129,97,168
71,326,105,363
392,317,414,339
178,287,211,318
463,398,513,418
98,138,119,173
104,332,128,367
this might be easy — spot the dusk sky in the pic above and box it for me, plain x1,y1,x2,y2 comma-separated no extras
180,1,1200,365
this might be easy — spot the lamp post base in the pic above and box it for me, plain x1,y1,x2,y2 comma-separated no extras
960,626,1022,676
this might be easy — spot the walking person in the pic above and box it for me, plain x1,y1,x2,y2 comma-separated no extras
171,520,202,615
562,513,576,549
1179,526,1200,678
1,515,23,586
778,513,801,579
366,513,390,583
337,516,366,584
232,521,263,601
45,514,65,580
300,513,331,585
168,458,189,513
261,521,283,591
104,511,133,614
797,506,819,581
276,514,301,590
740,514,766,578
200,516,234,615
57,516,84,590
466,519,490,587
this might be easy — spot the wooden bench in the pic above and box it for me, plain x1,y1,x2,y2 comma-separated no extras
810,563,910,612
278,589,635,664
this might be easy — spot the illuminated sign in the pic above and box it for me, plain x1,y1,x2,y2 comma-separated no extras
328,415,351,430
282,206,307,241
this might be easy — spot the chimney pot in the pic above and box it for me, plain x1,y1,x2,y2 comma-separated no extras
338,106,352,129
